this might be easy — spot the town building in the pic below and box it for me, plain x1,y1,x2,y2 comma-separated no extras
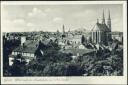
111,32,123,43
91,10,112,45
9,36,39,66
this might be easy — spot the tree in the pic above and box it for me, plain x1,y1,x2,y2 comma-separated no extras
10,54,27,76
81,35,87,45
3,36,21,76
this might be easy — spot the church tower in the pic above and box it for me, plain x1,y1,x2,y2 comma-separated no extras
57,29,59,33
107,10,111,31
97,19,99,24
68,28,70,32
62,24,65,34
102,10,106,24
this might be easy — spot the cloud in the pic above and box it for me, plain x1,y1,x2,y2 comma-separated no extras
44,8,52,12
53,17,63,23
13,19,25,24
2,18,26,27
1,5,122,32
27,22,34,26
74,10,94,17
28,7,46,17
112,18,123,32
2,18,27,32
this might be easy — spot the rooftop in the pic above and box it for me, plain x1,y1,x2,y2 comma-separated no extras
13,40,38,53
63,48,95,56
91,23,110,32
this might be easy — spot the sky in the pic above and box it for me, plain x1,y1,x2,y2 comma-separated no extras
1,4,123,32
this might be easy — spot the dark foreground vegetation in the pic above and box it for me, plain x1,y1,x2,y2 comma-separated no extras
3,36,123,76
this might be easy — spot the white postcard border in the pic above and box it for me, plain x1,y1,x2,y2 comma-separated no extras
1,1,127,84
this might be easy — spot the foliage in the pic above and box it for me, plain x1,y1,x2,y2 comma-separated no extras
3,36,123,76
81,35,86,45
9,54,27,76
3,36,21,76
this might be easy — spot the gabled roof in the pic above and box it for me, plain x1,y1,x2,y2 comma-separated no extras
23,40,38,47
14,46,37,53
13,40,38,53
91,23,110,32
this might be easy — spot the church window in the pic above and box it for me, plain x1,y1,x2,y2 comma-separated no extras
96,32,97,43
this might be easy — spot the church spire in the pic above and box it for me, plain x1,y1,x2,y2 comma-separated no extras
68,28,70,32
97,18,99,24
62,24,65,34
108,9,111,20
102,9,105,24
57,29,59,33
107,9,111,31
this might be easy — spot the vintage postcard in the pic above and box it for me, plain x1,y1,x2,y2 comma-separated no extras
1,1,127,84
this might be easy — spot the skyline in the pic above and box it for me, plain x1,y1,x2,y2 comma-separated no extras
1,4,123,32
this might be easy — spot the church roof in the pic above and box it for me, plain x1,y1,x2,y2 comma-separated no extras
91,23,110,32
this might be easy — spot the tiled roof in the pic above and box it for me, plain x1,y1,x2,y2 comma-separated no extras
92,23,110,32
42,39,50,45
14,46,37,53
13,40,38,53
25,40,39,47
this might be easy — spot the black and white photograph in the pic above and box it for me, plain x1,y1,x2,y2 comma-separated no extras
1,1,127,84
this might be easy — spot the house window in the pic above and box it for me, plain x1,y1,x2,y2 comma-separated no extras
15,52,17,55
18,52,20,55
25,53,27,56
31,54,34,57
26,53,28,56
24,53,26,56
22,53,24,55
22,53,24,56
27,53,30,56
23,53,26,56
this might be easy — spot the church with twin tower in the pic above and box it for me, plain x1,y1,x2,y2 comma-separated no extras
91,10,112,45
